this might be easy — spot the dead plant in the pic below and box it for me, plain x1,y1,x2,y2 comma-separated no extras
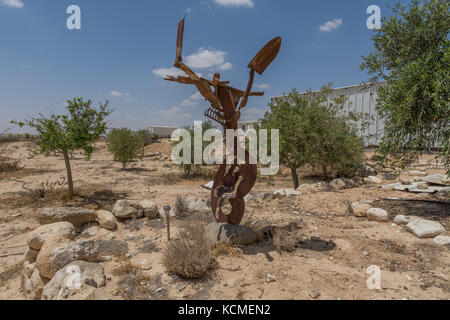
163,225,216,279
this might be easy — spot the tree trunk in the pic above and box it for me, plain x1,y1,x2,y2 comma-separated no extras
322,165,328,180
63,152,74,194
290,167,299,190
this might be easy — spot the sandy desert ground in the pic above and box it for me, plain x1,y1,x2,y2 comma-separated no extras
0,139,448,300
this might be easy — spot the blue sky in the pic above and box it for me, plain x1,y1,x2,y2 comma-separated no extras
0,0,407,132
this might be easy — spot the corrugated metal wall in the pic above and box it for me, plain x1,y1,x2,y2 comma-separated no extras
148,126,178,138
271,82,386,147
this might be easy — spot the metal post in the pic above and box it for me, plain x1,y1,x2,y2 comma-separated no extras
164,205,171,241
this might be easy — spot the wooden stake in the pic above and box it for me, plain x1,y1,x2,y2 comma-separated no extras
164,206,171,241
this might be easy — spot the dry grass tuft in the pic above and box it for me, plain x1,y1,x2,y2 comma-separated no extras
0,263,23,287
163,225,216,279
272,228,299,253
0,146,22,173
212,242,243,257
113,256,165,300
174,195,189,218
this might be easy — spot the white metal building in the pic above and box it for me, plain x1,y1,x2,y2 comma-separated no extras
271,82,386,147
238,120,261,132
148,126,178,138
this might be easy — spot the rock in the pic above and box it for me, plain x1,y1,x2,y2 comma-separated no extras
204,181,214,190
24,269,46,300
27,222,75,250
399,178,413,185
23,261,35,278
49,240,100,276
256,192,272,200
139,200,159,219
367,208,390,222
393,215,421,225
273,188,301,197
96,210,117,230
342,179,356,189
351,177,364,186
406,219,445,239
65,285,108,300
81,224,100,237
41,261,106,300
24,247,40,263
310,290,321,299
297,184,313,194
352,203,373,218
329,179,346,191
36,236,99,279
382,168,395,173
185,197,209,213
39,208,96,227
112,200,144,219
265,273,276,283
158,206,176,219
365,166,375,174
382,173,397,181
434,189,449,200
417,183,429,190
310,182,329,192
433,235,450,246
244,194,255,203
408,171,427,177
204,222,257,246
365,176,382,184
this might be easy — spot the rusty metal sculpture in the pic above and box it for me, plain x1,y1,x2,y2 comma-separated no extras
166,18,281,225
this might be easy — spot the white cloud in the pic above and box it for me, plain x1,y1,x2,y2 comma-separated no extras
213,0,255,8
186,8,192,13
153,48,231,80
110,91,130,97
152,67,185,78
190,92,203,101
218,62,232,71
319,18,343,32
185,48,229,69
1,0,24,8
181,92,205,107
254,83,269,89
181,99,198,107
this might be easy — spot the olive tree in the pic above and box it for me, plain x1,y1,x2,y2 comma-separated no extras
11,98,112,194
361,0,449,171
262,86,366,188
107,128,144,169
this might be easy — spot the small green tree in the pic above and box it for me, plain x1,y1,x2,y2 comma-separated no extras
263,85,366,188
136,129,158,147
261,91,308,189
11,98,112,194
176,121,216,179
361,0,449,171
107,128,144,169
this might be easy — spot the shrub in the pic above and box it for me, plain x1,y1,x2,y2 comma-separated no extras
107,128,144,169
272,228,298,253
163,225,216,279
0,146,22,173
136,129,158,147
173,121,216,179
